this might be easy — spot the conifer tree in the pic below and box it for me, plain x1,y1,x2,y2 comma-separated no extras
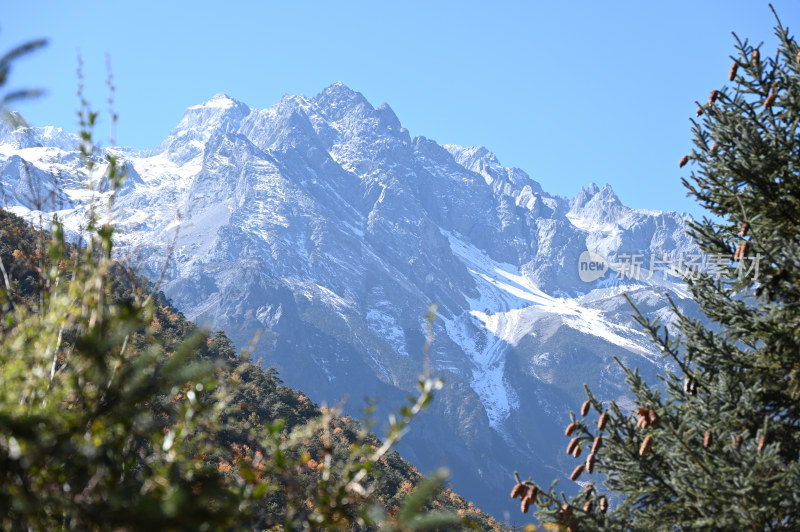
512,9,800,530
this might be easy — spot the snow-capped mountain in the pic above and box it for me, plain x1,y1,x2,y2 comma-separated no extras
0,83,700,517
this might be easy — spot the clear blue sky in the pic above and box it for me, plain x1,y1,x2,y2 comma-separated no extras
3,1,798,218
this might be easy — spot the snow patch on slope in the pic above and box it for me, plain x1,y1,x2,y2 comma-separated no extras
442,231,661,429
366,307,409,357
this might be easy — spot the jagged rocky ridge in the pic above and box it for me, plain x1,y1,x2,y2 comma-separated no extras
0,83,699,518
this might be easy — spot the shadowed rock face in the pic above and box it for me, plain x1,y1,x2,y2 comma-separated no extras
0,83,699,518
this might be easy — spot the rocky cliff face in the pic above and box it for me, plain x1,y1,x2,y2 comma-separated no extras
0,83,699,517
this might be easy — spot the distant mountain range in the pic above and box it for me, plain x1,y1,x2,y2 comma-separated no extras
0,83,701,518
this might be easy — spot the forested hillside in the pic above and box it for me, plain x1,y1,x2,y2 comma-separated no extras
0,208,501,530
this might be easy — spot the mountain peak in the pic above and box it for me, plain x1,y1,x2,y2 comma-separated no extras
158,94,250,160
596,183,620,203
573,182,619,204
443,145,502,171
189,93,245,111
312,82,372,115
320,81,357,96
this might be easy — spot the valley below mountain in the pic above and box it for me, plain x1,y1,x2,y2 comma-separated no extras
0,83,701,518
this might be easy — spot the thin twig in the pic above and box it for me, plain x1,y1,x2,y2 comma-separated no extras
0,254,11,293
48,325,65,383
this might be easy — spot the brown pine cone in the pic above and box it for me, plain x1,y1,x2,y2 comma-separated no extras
598,412,609,431
567,437,580,455
591,436,602,454
586,452,596,473
729,62,739,81
646,409,660,428
740,222,750,237
765,93,777,109
510,482,527,500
